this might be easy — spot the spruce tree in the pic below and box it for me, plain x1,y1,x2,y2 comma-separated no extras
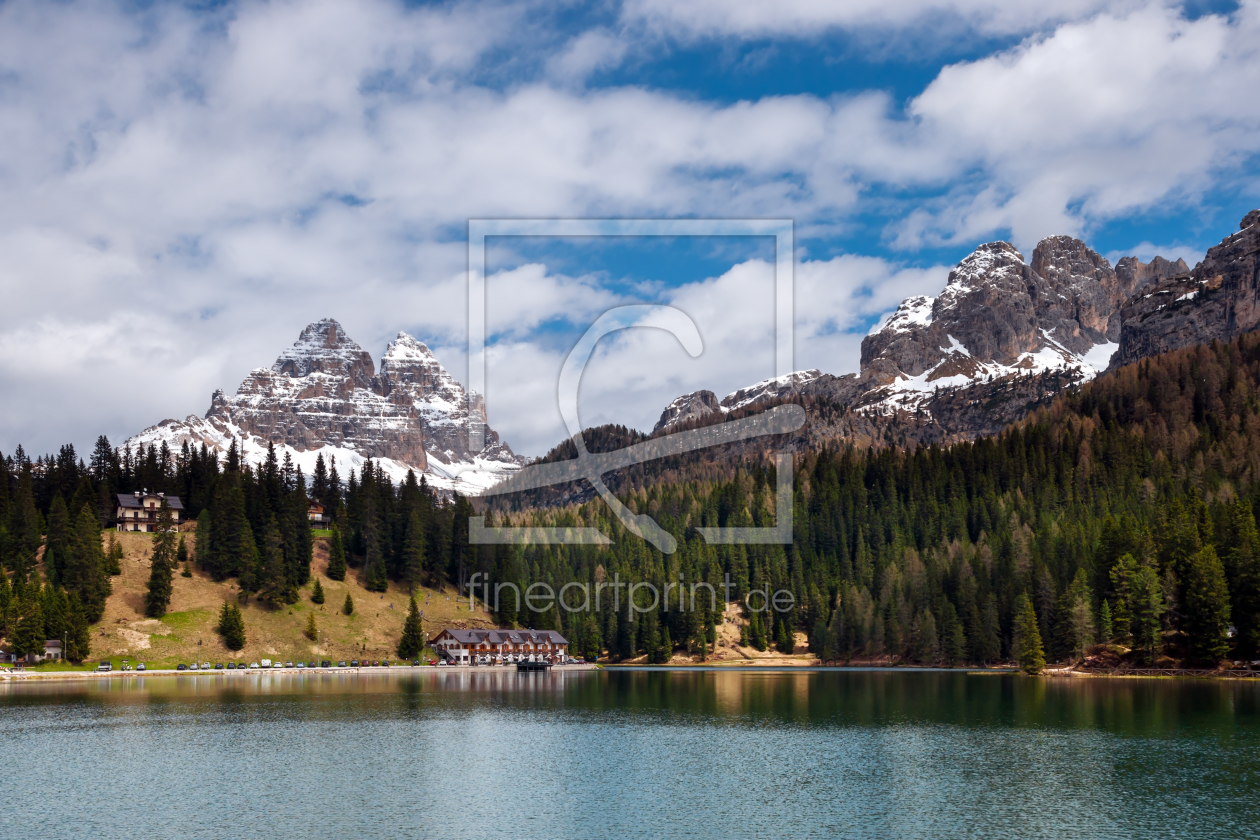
1185,545,1232,665
59,504,111,623
365,555,388,593
397,595,424,659
256,515,296,607
176,535,188,569
304,611,318,642
401,509,426,592
1066,568,1095,660
44,494,70,585
144,502,176,618
326,525,347,581
342,593,354,616
1014,593,1045,675
216,602,246,651
104,533,123,575
312,578,325,604
1129,564,1166,664
12,592,44,660
65,592,91,662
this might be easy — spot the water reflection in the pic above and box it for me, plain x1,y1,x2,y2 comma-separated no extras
2,669,1257,840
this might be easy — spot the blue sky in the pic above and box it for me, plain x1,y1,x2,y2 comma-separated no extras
0,0,1258,456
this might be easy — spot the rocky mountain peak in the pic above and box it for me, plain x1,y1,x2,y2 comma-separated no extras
1112,209,1260,369
129,321,521,494
271,318,376,387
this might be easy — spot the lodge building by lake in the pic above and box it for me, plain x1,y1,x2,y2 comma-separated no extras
429,629,568,664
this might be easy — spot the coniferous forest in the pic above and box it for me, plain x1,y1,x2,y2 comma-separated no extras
4,333,1260,668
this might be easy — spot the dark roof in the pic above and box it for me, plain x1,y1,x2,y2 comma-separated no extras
116,493,185,511
431,628,567,646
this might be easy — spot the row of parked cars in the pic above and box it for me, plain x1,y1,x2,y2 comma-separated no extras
172,659,428,671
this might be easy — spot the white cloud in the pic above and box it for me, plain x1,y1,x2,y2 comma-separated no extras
621,0,1138,39
0,0,1257,457
894,2,1260,249
482,255,949,454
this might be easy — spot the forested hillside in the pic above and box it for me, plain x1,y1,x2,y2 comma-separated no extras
477,334,1260,667
5,334,1260,668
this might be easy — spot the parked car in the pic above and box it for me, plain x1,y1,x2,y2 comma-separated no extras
321,660,331,668
249,662,260,669
285,661,294,668
215,663,224,670
272,661,282,668
136,663,146,672
411,660,420,666
260,659,272,667
296,662,306,668
96,661,112,672
338,661,347,667
350,660,359,667
176,663,187,671
189,663,199,670
437,660,447,667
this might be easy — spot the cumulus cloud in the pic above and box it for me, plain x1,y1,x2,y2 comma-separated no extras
621,0,1139,39
0,0,1256,456
893,2,1260,249
482,255,949,454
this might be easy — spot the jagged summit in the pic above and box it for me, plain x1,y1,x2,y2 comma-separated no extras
127,320,521,494
1111,208,1260,368
653,225,1210,436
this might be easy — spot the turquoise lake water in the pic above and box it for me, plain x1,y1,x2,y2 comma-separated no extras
2,668,1258,839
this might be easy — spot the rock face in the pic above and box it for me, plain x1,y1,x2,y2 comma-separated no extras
654,229,1195,439
1111,210,1260,369
652,371,823,433
127,319,520,493
653,390,721,433
850,235,1152,413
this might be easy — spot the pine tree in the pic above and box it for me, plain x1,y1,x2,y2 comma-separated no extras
1184,545,1232,665
398,595,424,659
1066,568,1095,660
256,515,296,608
60,504,111,623
144,502,177,618
1100,599,1113,644
342,593,354,615
365,554,388,593
1129,564,1166,664
65,592,91,662
104,533,123,576
1014,592,1045,675
325,525,347,581
12,591,44,660
304,611,318,642
401,509,426,592
217,602,246,651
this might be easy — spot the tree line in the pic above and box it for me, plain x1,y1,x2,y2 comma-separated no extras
481,334,1260,668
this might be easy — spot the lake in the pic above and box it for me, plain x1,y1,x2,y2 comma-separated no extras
2,668,1258,839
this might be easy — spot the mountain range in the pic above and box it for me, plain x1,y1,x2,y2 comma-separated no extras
127,209,1258,494
651,209,1258,443
125,319,522,494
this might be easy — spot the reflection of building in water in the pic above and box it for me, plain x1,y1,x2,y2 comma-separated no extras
714,671,744,717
